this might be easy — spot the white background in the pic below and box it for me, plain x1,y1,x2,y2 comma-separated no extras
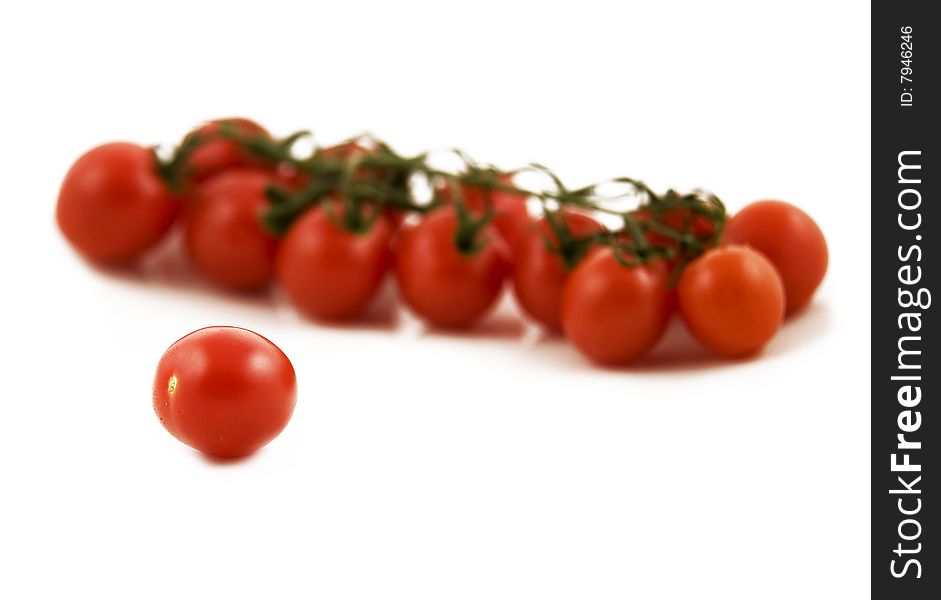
0,1,870,598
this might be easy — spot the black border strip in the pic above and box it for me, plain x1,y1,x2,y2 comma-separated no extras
873,3,937,596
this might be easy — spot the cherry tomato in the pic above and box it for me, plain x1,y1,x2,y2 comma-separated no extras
57,142,179,265
512,211,603,331
277,200,395,321
439,174,530,257
184,169,279,290
561,249,671,365
678,245,785,358
723,200,828,315
395,208,508,329
184,118,270,184
153,326,296,458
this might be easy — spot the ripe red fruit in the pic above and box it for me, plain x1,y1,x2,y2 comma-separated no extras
395,209,508,329
561,250,672,365
277,201,395,321
724,200,828,315
153,327,297,458
57,142,179,265
183,169,279,290
678,245,785,358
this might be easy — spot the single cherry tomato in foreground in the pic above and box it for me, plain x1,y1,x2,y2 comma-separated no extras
561,249,671,365
153,326,296,458
678,245,785,359
277,200,395,321
395,208,508,329
513,211,603,331
184,118,270,184
723,200,828,315
184,169,279,291
439,174,530,257
57,142,179,265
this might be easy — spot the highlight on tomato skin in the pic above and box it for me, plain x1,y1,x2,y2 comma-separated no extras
152,326,297,459
723,200,828,316
183,169,280,291
677,245,786,359
56,142,179,266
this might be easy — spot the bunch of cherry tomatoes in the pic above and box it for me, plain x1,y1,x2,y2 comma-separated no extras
57,118,828,366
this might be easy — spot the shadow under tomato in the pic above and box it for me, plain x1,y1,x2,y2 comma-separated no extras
629,319,731,372
525,302,832,374
193,448,260,467
274,280,402,333
419,310,527,341
628,303,833,372
764,302,832,356
90,231,277,311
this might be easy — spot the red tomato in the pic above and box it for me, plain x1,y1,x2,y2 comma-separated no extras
678,245,785,358
184,118,269,184
512,211,603,331
153,326,296,458
561,249,671,365
57,142,179,265
395,208,508,329
723,200,828,315
439,174,530,257
277,200,395,321
184,169,279,290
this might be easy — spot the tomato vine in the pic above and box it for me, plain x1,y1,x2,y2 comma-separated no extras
159,120,726,273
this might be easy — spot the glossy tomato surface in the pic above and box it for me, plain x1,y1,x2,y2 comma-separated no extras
184,169,279,290
678,245,785,358
561,249,671,365
395,208,508,329
277,201,395,321
513,211,603,331
723,200,828,315
57,142,179,265
184,118,270,184
153,326,297,458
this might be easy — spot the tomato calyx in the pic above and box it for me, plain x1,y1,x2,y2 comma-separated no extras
445,176,497,255
541,209,598,271
151,132,205,192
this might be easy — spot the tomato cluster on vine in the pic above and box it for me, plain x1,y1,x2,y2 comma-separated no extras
57,118,828,366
